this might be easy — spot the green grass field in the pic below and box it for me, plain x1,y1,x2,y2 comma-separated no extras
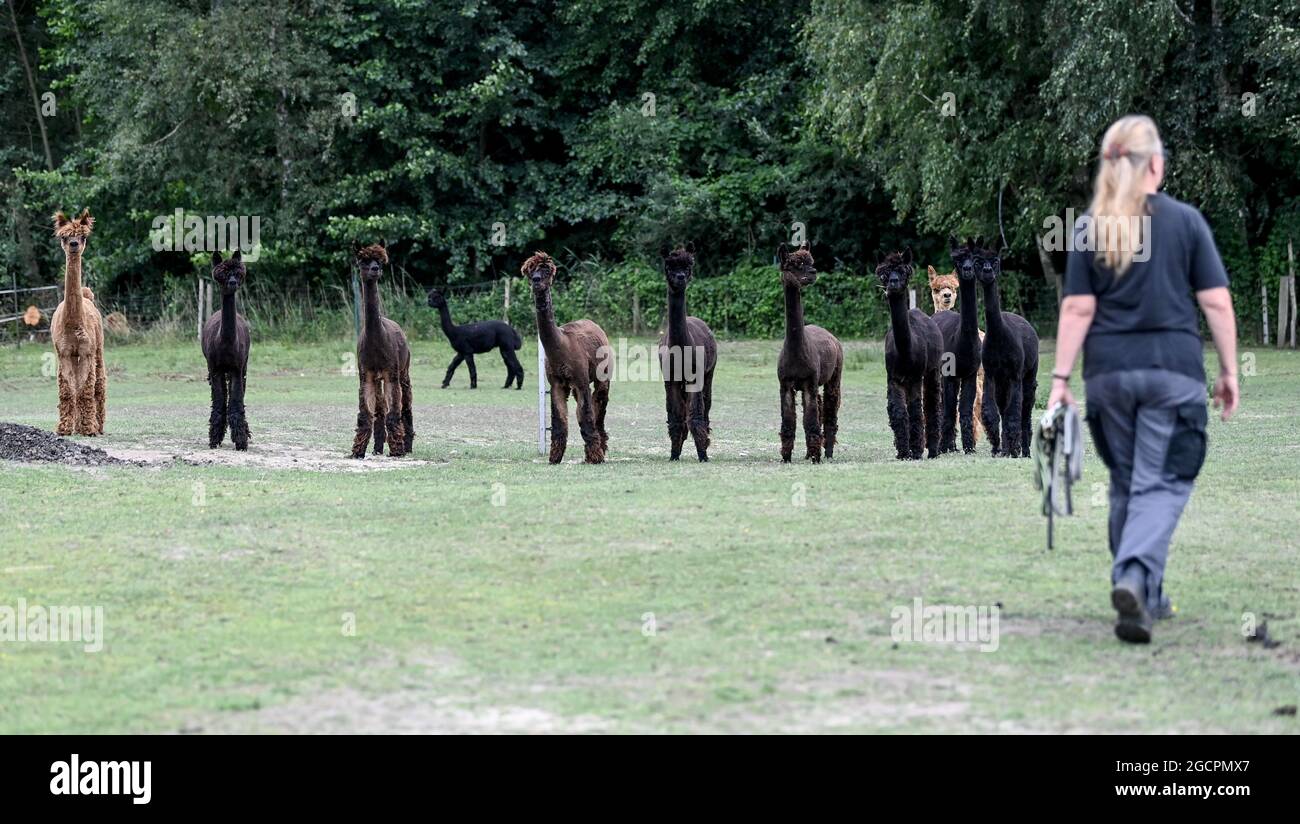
1,333,1297,733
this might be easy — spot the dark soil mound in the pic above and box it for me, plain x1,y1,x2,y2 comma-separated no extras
0,422,125,466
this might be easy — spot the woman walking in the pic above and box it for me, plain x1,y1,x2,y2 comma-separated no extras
1049,115,1239,643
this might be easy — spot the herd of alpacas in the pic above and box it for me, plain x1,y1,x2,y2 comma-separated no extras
46,209,1041,465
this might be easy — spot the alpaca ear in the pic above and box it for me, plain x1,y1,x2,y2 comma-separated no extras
684,241,695,255
231,249,242,262
927,265,938,282
77,207,92,223
53,211,69,229
659,243,671,260
212,251,223,266
948,235,959,250
903,246,913,265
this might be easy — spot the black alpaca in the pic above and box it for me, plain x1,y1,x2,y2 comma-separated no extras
427,290,524,389
658,243,718,461
201,250,251,450
972,243,1039,457
877,249,943,460
934,238,985,453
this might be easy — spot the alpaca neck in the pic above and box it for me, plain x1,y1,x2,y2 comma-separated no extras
888,291,913,361
533,288,563,355
361,278,383,334
436,302,457,339
666,287,689,346
959,277,979,338
62,252,84,326
783,282,807,355
220,290,238,347
981,281,1005,338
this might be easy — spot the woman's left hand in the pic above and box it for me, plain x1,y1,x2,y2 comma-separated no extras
1048,379,1075,410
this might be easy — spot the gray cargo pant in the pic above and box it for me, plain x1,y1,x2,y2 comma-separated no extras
1083,369,1210,612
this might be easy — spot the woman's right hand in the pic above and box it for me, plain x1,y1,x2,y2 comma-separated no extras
1212,369,1239,421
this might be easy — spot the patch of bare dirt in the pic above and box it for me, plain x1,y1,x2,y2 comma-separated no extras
100,441,446,472
0,422,132,466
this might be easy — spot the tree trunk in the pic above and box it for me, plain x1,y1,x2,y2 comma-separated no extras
8,0,55,171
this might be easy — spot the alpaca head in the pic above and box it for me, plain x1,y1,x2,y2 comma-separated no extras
52,208,94,259
355,243,388,282
875,248,914,296
426,289,447,309
521,251,556,295
778,243,816,289
211,249,245,295
660,242,696,293
972,242,1002,286
928,265,959,311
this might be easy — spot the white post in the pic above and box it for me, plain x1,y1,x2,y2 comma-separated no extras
908,288,916,310
537,335,547,455
197,278,203,341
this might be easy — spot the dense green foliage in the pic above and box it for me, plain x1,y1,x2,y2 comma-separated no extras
2,0,1298,339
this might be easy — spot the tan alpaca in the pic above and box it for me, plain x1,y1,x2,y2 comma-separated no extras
49,209,106,436
927,265,983,443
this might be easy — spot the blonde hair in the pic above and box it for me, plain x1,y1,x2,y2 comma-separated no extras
1087,115,1163,275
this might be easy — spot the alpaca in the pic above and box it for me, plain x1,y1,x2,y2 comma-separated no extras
658,243,718,461
777,244,842,463
970,243,1039,457
878,249,943,460
523,251,610,464
929,261,985,452
351,244,413,458
200,251,252,450
49,209,106,436
426,290,524,389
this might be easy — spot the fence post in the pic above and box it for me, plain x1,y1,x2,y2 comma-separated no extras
1262,282,1270,346
351,270,362,341
503,276,510,322
1289,239,1297,348
632,291,640,335
197,278,203,341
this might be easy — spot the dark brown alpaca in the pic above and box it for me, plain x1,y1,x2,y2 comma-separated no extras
777,244,843,463
878,249,943,460
49,209,106,436
200,250,252,450
658,243,718,461
523,251,611,464
350,244,413,458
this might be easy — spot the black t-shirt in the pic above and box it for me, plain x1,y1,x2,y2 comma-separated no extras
1064,192,1229,381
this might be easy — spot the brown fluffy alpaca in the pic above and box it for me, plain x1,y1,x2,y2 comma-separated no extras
928,265,984,445
777,244,843,463
523,251,611,464
49,209,106,436
350,244,413,458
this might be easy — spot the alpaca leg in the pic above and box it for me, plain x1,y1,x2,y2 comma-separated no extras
886,380,910,460
372,378,388,455
821,370,841,460
999,379,1020,458
208,371,228,448
442,353,463,388
548,381,569,464
575,383,603,464
499,345,520,389
923,368,942,459
973,368,985,444
665,383,686,460
351,376,376,458
384,373,406,457
75,356,98,436
56,362,77,436
906,382,924,460
593,379,610,453
959,374,978,453
688,368,714,462
940,376,959,453
401,365,414,453
465,354,478,389
94,348,107,434
802,384,822,463
779,381,797,463
229,370,250,451
982,373,1002,456
1020,375,1037,460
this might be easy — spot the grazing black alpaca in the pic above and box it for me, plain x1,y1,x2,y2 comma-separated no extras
658,243,718,461
934,238,985,453
877,249,943,460
201,250,252,450
972,243,1039,457
426,290,524,389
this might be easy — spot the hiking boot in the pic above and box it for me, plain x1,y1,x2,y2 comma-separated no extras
1153,593,1176,621
1112,564,1153,644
